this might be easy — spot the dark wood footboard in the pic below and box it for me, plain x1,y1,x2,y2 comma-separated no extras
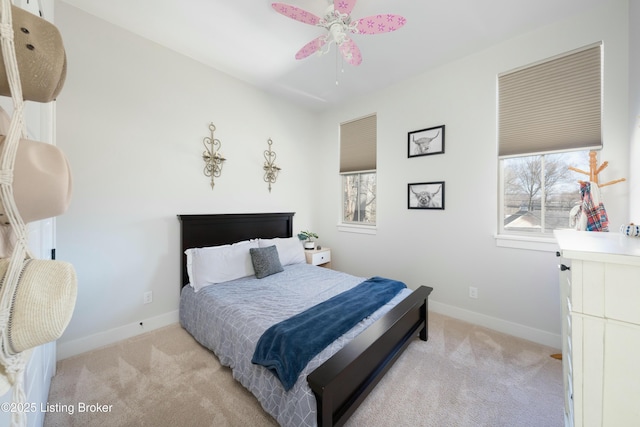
307,285,433,427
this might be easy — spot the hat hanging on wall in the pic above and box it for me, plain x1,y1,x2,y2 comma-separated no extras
0,1,76,423
0,106,72,224
0,4,66,102
0,258,76,395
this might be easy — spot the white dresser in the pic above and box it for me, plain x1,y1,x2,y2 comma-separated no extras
555,230,640,427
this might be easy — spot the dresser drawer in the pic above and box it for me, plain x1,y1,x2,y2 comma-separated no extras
310,251,330,266
306,249,331,266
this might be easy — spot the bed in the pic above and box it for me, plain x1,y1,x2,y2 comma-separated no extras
178,212,433,427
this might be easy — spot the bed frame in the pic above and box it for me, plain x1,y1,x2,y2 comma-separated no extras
178,212,433,427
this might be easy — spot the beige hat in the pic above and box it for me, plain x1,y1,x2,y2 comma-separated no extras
0,107,72,224
0,5,67,102
0,136,73,224
0,258,77,394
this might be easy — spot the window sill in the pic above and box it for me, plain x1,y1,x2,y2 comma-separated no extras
337,223,377,235
495,233,559,252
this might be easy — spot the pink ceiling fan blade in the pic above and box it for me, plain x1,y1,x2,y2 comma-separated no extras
356,14,407,35
295,36,327,60
339,38,362,66
334,0,357,16
272,3,321,26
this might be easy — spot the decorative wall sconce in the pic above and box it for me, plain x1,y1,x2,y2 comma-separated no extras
263,138,281,192
202,123,226,189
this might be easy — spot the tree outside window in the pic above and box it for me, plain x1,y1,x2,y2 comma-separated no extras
502,151,589,234
343,172,376,224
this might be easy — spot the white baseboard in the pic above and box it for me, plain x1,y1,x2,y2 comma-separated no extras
429,300,562,350
57,303,561,360
57,310,180,360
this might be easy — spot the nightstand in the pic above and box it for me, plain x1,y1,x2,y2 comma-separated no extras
305,247,331,268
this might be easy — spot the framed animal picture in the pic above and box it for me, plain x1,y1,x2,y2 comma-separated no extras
408,125,445,157
408,181,445,210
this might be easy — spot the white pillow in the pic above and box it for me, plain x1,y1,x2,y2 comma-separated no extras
258,237,305,266
188,240,259,291
185,248,196,285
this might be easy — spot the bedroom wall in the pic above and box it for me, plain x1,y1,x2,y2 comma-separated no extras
53,0,631,357
54,1,321,357
314,0,630,348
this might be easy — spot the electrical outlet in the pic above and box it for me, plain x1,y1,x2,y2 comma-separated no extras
469,286,478,299
143,291,153,304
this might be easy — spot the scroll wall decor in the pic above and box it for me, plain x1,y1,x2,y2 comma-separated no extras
263,138,281,192
202,123,226,189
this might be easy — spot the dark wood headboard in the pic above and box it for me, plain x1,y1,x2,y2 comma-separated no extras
177,212,295,288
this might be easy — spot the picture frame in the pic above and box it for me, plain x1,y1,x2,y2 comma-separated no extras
408,181,445,210
408,125,445,158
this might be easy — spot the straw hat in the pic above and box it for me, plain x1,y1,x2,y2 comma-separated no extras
0,4,66,102
0,258,77,395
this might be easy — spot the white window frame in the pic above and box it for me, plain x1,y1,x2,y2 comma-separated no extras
495,43,602,251
339,170,377,233
497,149,591,251
497,154,556,251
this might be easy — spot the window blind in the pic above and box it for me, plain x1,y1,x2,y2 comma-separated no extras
498,43,602,157
340,114,377,173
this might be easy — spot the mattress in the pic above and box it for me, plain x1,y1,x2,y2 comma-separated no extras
179,262,411,427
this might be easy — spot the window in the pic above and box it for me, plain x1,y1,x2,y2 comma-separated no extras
498,43,602,239
342,172,376,224
501,151,589,234
340,114,376,226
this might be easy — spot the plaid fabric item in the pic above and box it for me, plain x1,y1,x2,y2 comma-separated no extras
580,182,609,232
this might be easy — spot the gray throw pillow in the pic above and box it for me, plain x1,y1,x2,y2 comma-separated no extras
250,245,284,279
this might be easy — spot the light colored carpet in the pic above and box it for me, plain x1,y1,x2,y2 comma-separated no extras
44,312,563,427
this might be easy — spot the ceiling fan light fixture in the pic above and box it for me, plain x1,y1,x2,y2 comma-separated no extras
273,0,406,66
321,23,348,53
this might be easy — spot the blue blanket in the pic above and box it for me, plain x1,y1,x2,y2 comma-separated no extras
251,276,406,391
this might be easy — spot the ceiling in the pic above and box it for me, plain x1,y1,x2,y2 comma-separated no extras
59,0,609,111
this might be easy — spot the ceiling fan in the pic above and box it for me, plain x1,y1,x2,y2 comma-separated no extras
272,0,406,66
